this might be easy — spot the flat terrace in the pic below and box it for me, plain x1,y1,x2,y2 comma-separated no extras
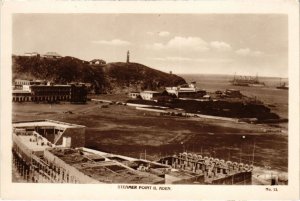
81,148,171,173
49,148,164,184
13,129,54,155
13,119,85,129
13,90,31,93
15,135,51,152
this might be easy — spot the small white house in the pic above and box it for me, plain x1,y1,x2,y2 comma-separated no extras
89,59,106,65
24,52,39,57
128,92,140,99
43,52,62,59
140,91,161,100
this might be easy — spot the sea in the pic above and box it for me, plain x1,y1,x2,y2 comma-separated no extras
180,74,288,119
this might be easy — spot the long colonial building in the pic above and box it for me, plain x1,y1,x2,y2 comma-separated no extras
12,81,87,103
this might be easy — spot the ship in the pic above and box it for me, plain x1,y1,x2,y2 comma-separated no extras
276,78,288,90
230,73,265,87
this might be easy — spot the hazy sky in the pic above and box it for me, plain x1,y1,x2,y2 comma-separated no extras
13,14,288,77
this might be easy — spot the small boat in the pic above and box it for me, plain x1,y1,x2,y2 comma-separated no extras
276,79,288,90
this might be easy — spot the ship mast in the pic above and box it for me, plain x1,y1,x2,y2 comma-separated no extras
279,78,282,86
255,73,259,82
251,139,256,165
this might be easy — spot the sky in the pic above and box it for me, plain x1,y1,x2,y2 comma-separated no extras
13,14,288,77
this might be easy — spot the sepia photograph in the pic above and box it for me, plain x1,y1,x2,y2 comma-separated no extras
1,1,299,200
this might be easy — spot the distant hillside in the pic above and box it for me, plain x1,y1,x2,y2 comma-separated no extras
12,56,186,94
102,62,186,93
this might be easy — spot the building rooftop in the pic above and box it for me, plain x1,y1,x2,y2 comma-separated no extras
141,91,161,94
90,59,106,62
15,79,30,81
30,85,71,87
12,90,31,94
43,52,62,57
13,119,85,129
13,129,54,153
15,135,52,152
49,148,164,184
166,169,201,179
25,52,39,54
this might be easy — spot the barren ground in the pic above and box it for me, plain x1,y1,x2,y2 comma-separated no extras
13,101,288,172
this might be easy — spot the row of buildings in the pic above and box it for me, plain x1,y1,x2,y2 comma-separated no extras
129,83,208,101
22,52,106,65
23,52,62,59
13,79,87,103
129,83,243,101
12,119,253,184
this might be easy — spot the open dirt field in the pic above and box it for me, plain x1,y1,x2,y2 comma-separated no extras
13,100,288,172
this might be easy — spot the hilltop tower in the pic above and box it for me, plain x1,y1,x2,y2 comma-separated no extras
126,50,130,63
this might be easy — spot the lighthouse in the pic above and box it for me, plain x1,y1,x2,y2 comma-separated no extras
126,50,130,63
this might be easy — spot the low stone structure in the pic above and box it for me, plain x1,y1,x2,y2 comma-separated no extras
159,152,253,185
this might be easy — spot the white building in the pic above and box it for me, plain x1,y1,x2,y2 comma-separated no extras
43,52,62,59
23,52,39,57
128,92,140,99
89,59,106,65
140,91,161,100
165,83,197,97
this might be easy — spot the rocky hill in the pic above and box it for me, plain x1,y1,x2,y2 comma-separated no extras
12,56,186,94
102,62,186,93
